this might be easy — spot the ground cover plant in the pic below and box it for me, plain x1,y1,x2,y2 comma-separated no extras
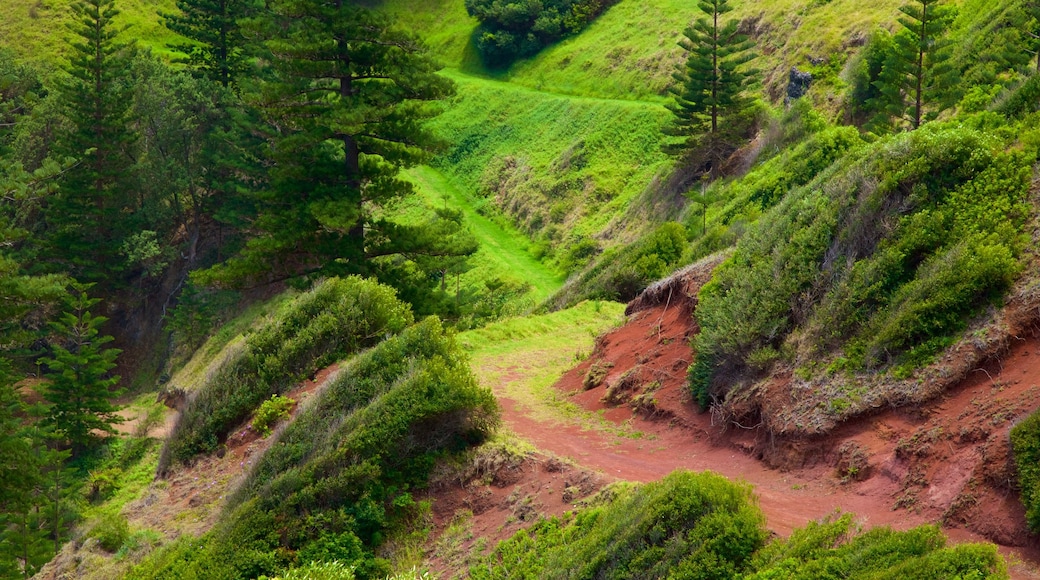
159,277,414,472
130,317,498,580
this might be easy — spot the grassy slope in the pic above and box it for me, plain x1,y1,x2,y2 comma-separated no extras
0,0,179,68
404,165,565,303
429,71,672,248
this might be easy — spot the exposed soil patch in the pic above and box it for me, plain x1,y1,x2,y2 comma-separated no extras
481,264,1040,578
421,450,606,577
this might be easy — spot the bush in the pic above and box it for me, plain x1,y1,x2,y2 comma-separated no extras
252,395,294,437
134,317,498,580
1011,411,1040,533
465,0,618,66
470,471,767,579
159,277,414,473
691,123,1030,405
89,512,131,553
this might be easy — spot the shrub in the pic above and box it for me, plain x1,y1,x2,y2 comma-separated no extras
252,395,294,437
135,317,498,580
1011,411,1040,533
470,471,767,579
465,0,618,66
89,512,131,553
159,277,414,472
691,123,1030,405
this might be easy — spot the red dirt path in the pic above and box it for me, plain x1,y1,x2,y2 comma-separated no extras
481,294,1040,579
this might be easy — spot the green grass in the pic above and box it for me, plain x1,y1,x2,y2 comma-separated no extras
430,71,673,264
0,0,180,69
404,165,564,304
459,300,632,433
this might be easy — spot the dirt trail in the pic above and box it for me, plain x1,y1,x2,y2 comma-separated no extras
485,289,1040,578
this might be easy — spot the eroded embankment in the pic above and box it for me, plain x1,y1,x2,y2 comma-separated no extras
480,258,1040,579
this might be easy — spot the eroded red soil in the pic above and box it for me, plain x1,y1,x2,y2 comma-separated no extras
466,271,1040,578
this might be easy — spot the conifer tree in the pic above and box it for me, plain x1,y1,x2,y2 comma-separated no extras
204,1,463,285
41,287,122,457
873,0,956,130
665,0,757,169
1024,0,1040,72
162,0,256,87
45,0,136,284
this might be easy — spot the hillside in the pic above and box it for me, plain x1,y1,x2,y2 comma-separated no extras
2,0,1040,578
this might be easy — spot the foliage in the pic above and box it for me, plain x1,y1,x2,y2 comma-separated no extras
159,277,414,472
870,0,957,131
132,317,498,580
251,395,294,437
691,123,1030,406
664,0,758,167
745,514,1007,578
41,286,123,456
465,0,618,66
202,2,460,287
41,0,137,286
1011,410,1040,533
162,0,257,87
469,471,766,579
87,511,131,553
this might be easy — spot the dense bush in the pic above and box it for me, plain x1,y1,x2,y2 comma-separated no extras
691,123,1030,406
465,0,618,66
1011,411,1040,533
132,317,498,580
159,277,414,473
470,471,1006,579
746,514,1007,579
470,471,767,579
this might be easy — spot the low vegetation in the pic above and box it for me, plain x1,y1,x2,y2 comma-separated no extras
471,471,1007,579
465,0,618,66
159,277,414,473
131,317,498,580
1011,411,1040,533
691,120,1032,407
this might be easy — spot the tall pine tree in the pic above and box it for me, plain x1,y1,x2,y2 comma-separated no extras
665,0,757,171
44,0,136,285
162,0,256,87
873,0,956,130
202,1,462,285
41,287,122,457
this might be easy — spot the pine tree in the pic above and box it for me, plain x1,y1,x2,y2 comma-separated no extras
873,0,957,130
44,0,136,284
203,1,461,285
664,0,757,169
41,286,122,457
162,0,256,87
1024,0,1040,72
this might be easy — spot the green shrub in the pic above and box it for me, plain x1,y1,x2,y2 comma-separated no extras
159,277,414,472
746,515,1007,579
1011,411,1040,533
134,317,498,580
88,512,131,553
277,561,357,580
691,123,1030,405
470,471,767,579
252,395,295,437
465,0,618,66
